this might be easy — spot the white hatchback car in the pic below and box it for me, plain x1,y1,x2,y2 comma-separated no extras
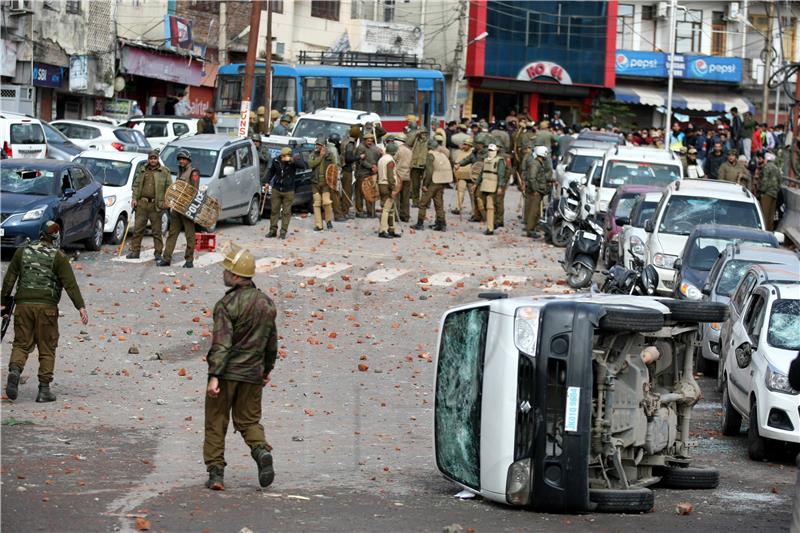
555,143,607,188
51,120,142,152
0,111,47,158
721,280,800,461
644,179,766,294
128,117,198,150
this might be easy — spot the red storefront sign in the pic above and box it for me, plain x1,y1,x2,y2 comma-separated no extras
516,61,574,85
120,46,204,87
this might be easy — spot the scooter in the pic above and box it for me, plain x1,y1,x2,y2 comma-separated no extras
562,216,604,289
550,177,597,247
601,249,659,295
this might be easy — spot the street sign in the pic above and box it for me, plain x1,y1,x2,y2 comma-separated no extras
238,100,250,138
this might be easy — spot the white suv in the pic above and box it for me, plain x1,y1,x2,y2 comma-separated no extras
291,108,382,143
644,179,766,294
0,111,47,158
721,278,800,461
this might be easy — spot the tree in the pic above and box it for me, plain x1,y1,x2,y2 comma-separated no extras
591,101,636,130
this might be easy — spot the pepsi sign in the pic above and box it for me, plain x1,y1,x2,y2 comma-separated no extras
616,50,741,83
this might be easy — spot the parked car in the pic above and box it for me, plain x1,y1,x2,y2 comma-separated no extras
644,179,767,294
673,224,779,301
603,184,661,266
555,142,607,188
698,245,800,373
257,134,313,214
592,146,682,214
720,279,800,461
127,116,198,150
434,293,725,513
0,159,105,250
41,121,82,161
159,134,261,230
576,129,626,146
0,111,47,159
617,191,662,270
72,151,165,244
123,128,153,154
50,120,141,152
291,108,382,144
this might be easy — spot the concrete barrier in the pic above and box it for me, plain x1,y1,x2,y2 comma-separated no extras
778,185,800,247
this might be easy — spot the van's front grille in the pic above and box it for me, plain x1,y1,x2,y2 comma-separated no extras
514,353,536,461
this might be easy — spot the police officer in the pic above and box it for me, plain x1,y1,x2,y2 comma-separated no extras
327,133,347,221
377,143,401,238
310,137,336,231
474,143,506,235
407,129,429,207
251,133,269,183
394,133,413,222
339,125,361,219
404,114,418,134
204,242,278,491
127,150,171,261
197,108,216,134
266,147,306,239
451,137,474,216
354,133,380,218
272,114,291,136
158,149,196,268
2,221,88,402
414,138,451,232
455,134,490,222
525,146,553,239
758,152,782,231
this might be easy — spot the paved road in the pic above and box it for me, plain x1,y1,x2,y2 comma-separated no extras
2,188,796,532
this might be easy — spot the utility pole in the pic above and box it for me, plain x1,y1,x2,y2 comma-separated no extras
761,2,773,123
264,0,273,132
664,0,677,151
447,0,468,122
239,0,264,138
219,1,227,65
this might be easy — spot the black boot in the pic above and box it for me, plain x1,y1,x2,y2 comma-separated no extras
156,258,171,267
378,231,391,239
35,383,56,403
252,446,275,488
125,251,140,259
279,230,287,239
388,230,402,238
6,368,20,400
326,221,333,229
205,466,225,490
183,261,194,269
266,229,277,238
412,222,425,230
431,223,446,232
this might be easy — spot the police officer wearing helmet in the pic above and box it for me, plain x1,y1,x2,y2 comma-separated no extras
414,138,452,232
2,221,89,402
159,149,196,268
327,133,347,221
455,134,490,222
266,147,306,239
377,142,401,238
524,145,553,239
309,137,336,230
204,242,278,491
474,143,506,235
272,114,291,136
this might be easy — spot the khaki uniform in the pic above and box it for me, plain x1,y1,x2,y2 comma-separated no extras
354,142,381,217
129,163,171,256
2,240,85,385
718,160,749,185
309,150,336,229
377,153,399,234
395,143,413,221
417,151,452,227
525,156,552,233
408,130,429,205
458,148,488,221
759,161,782,231
475,154,506,232
204,281,278,471
453,147,475,215
163,164,197,263
339,136,358,217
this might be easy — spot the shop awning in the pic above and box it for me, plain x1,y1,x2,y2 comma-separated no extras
612,85,755,113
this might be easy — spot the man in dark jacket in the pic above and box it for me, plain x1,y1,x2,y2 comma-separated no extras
703,142,726,179
266,147,306,239
197,109,216,134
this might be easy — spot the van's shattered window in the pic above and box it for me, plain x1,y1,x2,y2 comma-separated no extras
435,306,489,490
768,299,800,350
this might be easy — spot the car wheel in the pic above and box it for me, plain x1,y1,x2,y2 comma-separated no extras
84,217,104,251
721,385,742,436
747,402,768,461
589,488,654,514
111,214,127,245
598,305,664,333
567,264,593,289
658,300,729,323
656,466,720,489
242,196,259,226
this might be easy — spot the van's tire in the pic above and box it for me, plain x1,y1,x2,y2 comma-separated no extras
243,196,259,226
589,488,654,513
721,385,742,436
598,305,664,333
657,466,720,489
659,299,729,323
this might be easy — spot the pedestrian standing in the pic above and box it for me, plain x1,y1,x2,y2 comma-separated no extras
475,143,506,235
2,221,89,402
718,149,749,185
524,146,553,239
407,129,429,207
451,137,474,216
310,138,336,231
327,133,346,221
455,135,490,222
340,125,361,218
394,133,413,222
703,142,726,179
126,150,171,261
413,139,451,232
197,109,217,134
266,147,306,239
682,148,705,179
758,152,782,231
354,133,380,218
204,243,278,491
158,150,197,268
377,143,401,238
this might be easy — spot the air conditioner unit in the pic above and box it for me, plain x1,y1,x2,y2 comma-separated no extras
725,2,740,21
7,0,33,14
655,2,669,20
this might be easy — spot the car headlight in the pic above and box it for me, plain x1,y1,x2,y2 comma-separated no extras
104,195,116,207
630,235,645,256
199,184,208,192
22,206,47,221
766,367,799,395
505,458,531,506
514,306,540,356
679,282,702,300
653,253,678,269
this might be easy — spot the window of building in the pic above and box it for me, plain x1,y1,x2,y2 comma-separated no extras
711,11,726,56
526,12,542,47
65,0,81,14
676,9,703,53
384,0,396,23
217,76,242,113
616,4,634,50
641,5,654,20
265,0,283,14
311,0,340,21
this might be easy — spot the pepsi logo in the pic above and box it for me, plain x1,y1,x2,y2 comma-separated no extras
616,54,629,69
692,58,708,76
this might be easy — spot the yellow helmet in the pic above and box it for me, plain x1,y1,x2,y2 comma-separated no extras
257,106,266,115
222,242,255,277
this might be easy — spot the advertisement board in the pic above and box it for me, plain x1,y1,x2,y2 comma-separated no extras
615,50,742,83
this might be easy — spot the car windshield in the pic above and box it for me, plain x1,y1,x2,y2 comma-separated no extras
566,154,600,174
767,299,800,350
633,201,658,227
73,157,132,187
687,237,774,271
716,259,762,296
603,161,680,189
292,119,351,141
614,193,640,219
159,146,218,177
659,197,762,235
0,166,58,195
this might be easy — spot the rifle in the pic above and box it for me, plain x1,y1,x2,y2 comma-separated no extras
1,296,15,341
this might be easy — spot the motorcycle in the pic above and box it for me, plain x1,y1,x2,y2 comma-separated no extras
562,216,604,289
601,249,659,295
550,178,597,247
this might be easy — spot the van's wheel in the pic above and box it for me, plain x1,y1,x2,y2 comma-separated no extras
84,217,104,251
243,196,259,226
111,214,127,245
598,305,664,333
659,299,729,323
748,402,768,461
721,385,742,436
589,488,654,513
656,466,720,489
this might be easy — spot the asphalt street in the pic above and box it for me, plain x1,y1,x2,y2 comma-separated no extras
1,187,796,532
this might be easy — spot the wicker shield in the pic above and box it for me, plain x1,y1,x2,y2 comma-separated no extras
164,180,220,228
361,174,379,203
325,163,339,191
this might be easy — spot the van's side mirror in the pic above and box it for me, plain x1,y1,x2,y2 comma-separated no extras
735,342,752,368
644,219,654,233
62,187,76,198
615,216,630,227
702,283,711,296
222,165,235,177
672,258,682,270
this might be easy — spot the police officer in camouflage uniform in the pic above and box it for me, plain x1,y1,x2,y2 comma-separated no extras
758,152,782,231
158,150,196,268
525,146,554,239
455,134,490,222
474,143,506,235
407,129,429,206
414,138,451,232
204,242,278,491
2,221,89,402
127,150,171,261
354,133,381,218
309,137,336,230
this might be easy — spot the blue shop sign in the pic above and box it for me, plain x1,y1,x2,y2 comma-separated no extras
32,63,64,88
615,50,742,83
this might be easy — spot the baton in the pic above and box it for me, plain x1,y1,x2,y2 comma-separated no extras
118,211,134,257
1,296,15,341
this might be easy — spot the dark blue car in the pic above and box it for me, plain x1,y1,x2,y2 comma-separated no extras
1,159,105,250
672,224,779,300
